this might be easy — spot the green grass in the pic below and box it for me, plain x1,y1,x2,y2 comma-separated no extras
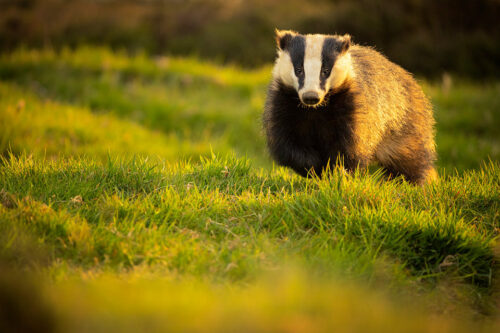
0,47,499,332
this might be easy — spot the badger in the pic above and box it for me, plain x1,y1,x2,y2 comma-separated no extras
263,29,437,184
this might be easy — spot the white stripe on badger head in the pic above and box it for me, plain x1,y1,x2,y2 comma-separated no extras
330,52,353,90
302,34,325,94
272,50,298,89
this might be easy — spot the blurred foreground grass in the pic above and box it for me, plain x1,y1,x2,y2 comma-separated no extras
0,47,499,332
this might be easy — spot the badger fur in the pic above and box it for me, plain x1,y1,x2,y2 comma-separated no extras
263,29,437,184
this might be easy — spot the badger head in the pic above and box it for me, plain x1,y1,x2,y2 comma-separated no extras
273,29,353,108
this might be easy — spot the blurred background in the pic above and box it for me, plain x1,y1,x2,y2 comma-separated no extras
1,0,500,79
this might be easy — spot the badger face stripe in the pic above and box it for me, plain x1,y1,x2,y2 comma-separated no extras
288,35,306,89
302,35,324,95
320,37,338,90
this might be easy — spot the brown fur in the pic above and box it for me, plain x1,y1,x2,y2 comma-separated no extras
348,45,437,184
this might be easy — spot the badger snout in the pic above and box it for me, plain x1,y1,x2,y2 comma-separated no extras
301,91,320,106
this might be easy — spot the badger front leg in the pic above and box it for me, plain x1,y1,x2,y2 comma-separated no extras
268,138,323,177
324,152,370,178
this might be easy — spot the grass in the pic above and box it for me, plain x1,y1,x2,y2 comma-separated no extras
0,47,499,332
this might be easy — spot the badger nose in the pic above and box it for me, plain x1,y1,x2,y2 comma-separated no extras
302,91,320,105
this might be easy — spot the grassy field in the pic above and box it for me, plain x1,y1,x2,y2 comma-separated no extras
0,47,499,332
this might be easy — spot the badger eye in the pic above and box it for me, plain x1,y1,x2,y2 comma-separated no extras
295,66,303,75
322,68,331,76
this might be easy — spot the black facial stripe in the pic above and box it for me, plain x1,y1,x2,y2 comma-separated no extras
320,37,339,90
279,33,292,50
287,35,306,89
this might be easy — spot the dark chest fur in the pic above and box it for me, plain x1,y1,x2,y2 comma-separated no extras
264,81,358,175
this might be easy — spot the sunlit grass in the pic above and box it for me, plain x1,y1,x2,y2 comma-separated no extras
0,47,499,331
0,82,221,161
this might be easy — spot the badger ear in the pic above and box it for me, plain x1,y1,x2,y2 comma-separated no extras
275,29,295,51
340,34,351,53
